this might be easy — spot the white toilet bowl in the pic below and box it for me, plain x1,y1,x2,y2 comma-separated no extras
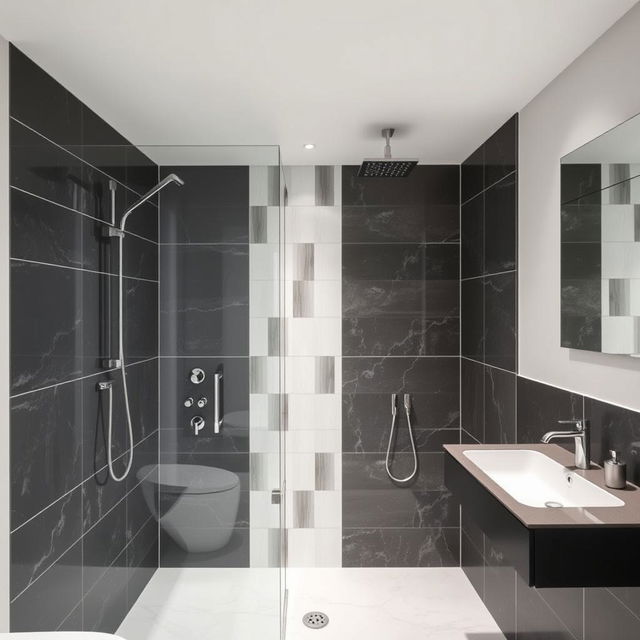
138,463,241,553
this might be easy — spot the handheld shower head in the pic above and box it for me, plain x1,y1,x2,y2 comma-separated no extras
358,128,418,178
120,173,184,231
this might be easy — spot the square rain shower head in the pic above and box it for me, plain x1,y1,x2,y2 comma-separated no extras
357,159,418,178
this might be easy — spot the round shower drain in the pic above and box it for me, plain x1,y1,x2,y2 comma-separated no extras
545,501,564,508
303,611,329,629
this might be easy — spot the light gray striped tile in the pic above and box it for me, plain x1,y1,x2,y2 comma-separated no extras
268,393,287,431
634,205,640,242
610,279,630,316
609,164,631,204
315,356,335,394
293,491,314,528
268,317,281,356
293,243,314,280
250,206,267,243
315,453,335,490
250,356,267,393
293,281,314,317
315,166,335,205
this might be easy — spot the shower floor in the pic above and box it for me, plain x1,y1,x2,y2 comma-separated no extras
118,567,504,640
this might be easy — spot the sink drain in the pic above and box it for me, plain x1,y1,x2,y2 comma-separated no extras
303,611,329,629
545,501,563,508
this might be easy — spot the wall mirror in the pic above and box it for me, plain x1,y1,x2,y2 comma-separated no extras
561,112,640,355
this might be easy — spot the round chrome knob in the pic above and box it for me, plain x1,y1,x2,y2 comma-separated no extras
190,368,206,384
184,397,194,408
197,397,208,408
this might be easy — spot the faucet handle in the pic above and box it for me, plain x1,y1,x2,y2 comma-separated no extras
558,419,585,430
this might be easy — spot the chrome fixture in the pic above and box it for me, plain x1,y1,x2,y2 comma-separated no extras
214,372,223,434
190,367,206,384
191,415,205,435
197,397,208,409
104,173,184,482
271,488,282,505
184,397,194,408
541,419,591,470
385,393,418,483
358,128,418,178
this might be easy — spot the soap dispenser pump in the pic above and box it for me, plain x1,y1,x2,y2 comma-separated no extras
604,450,626,489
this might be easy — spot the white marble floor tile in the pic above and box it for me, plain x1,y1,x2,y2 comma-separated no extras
286,568,505,640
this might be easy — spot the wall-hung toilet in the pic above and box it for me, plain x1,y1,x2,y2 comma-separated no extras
138,464,240,553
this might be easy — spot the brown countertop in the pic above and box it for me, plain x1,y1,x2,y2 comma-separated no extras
444,443,640,528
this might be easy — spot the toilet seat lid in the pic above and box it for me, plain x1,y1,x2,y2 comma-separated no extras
138,463,240,494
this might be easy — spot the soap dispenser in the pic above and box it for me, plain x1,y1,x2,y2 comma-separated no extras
604,450,626,489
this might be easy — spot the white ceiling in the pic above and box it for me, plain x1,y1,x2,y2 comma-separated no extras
0,0,637,165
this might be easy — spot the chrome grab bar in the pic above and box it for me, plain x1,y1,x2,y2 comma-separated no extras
214,373,223,434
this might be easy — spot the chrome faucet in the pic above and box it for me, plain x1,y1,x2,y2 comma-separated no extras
541,419,590,469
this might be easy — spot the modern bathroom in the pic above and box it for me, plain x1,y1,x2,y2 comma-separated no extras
1,2,640,639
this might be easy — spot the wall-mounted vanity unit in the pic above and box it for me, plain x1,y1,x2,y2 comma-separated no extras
444,444,640,588
561,112,640,354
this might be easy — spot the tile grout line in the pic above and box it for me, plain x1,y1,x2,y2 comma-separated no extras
10,355,159,399
460,169,517,207
10,430,158,535
10,186,158,246
10,116,155,203
10,256,159,284
461,268,517,282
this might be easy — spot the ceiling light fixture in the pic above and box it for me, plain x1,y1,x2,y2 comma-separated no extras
304,143,315,150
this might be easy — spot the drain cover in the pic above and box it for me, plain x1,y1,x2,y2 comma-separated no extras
303,611,329,629
545,501,563,508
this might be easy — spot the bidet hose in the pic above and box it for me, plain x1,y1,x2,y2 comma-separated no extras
385,393,418,484
107,233,134,482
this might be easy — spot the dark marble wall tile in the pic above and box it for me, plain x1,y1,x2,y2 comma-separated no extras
342,165,459,208
342,355,459,396
484,272,517,372
342,488,457,528
484,367,516,444
343,243,459,281
11,382,83,529
561,203,601,243
461,277,484,361
10,487,82,600
516,575,576,640
461,358,484,443
585,398,640,482
585,588,640,640
10,46,82,146
343,204,459,244
343,279,459,319
342,316,459,357
461,530,484,600
83,553,128,633
517,377,583,445
127,519,158,609
9,48,159,634
484,535,516,640
561,164,601,205
537,587,584,640
160,244,248,356
484,173,517,274
461,146,484,203
342,527,459,567
343,452,446,493
159,165,249,243
484,115,517,188
82,499,127,595
461,194,483,278
10,541,83,632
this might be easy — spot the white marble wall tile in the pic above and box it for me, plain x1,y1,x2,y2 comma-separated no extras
287,394,341,430
602,242,640,278
286,453,316,491
286,206,341,243
314,244,342,280
314,491,341,528
284,166,316,205
285,430,340,454
250,244,280,281
250,491,280,529
287,529,342,567
250,280,280,318
287,318,342,356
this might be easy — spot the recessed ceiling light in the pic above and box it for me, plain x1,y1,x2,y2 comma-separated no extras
304,143,315,150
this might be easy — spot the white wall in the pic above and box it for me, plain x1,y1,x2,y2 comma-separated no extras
519,2,640,411
0,34,9,631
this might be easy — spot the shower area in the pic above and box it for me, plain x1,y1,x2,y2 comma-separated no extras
9,45,507,640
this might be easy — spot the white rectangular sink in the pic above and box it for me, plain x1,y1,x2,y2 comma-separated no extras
463,449,624,508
